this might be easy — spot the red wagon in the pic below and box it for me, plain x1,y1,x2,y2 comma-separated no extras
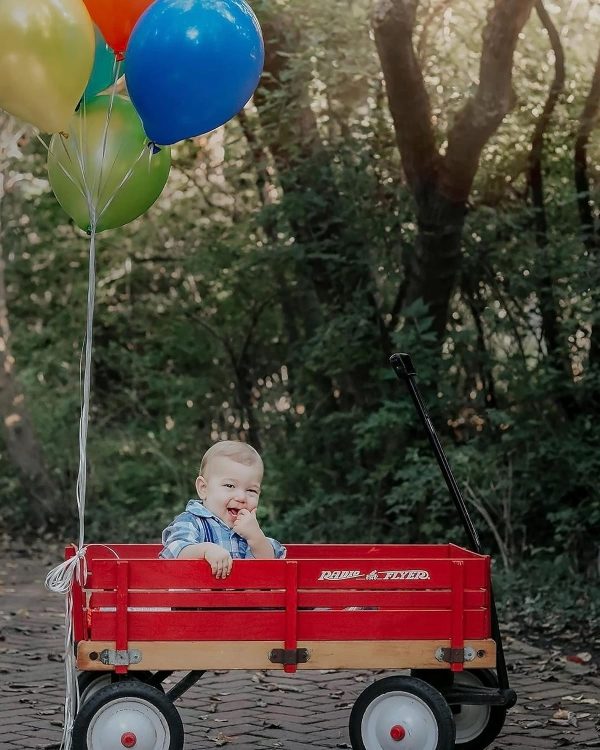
67,354,516,750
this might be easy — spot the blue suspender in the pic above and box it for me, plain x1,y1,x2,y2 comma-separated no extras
198,516,215,544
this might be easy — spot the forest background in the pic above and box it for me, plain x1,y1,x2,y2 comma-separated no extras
0,0,598,637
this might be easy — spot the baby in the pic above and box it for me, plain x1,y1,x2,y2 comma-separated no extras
160,440,285,577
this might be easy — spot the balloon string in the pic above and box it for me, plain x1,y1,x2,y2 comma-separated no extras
44,219,97,750
35,133,49,153
76,220,97,547
75,98,92,216
97,144,148,221
55,136,88,201
95,60,122,206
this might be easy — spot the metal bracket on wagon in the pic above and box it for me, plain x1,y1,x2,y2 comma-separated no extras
269,648,310,666
98,648,143,666
435,646,476,664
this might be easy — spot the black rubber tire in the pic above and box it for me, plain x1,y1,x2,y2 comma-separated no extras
450,669,507,750
72,680,184,750
349,675,455,750
77,670,163,704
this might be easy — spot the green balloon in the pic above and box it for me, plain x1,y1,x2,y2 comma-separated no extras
48,95,170,232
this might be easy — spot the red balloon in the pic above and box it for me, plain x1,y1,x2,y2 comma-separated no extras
82,0,155,59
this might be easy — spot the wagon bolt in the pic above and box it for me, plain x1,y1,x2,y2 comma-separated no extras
121,732,137,747
390,725,406,741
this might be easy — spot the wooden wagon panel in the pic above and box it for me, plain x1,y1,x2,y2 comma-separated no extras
68,543,495,673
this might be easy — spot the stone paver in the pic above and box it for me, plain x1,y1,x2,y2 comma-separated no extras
1,553,599,749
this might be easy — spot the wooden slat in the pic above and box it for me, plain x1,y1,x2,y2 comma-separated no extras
297,590,487,609
295,558,489,590
88,559,287,589
284,561,299,674
115,562,129,675
450,560,465,674
90,610,286,640
79,543,486,561
87,557,489,591
83,544,161,560
285,544,460,559
77,638,497,671
89,589,487,610
90,591,287,608
89,608,489,641
296,609,489,640
65,546,86,642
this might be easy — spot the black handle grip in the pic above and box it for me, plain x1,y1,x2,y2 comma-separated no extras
389,353,415,378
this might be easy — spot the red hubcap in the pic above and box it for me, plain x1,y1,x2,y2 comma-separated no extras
390,724,406,741
121,732,137,748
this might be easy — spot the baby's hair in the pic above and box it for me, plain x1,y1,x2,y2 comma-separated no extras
200,440,263,477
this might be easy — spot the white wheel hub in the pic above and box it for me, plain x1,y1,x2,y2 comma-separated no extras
86,696,170,750
453,672,491,744
361,690,439,750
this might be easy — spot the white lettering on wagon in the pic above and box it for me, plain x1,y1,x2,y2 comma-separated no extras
318,569,431,582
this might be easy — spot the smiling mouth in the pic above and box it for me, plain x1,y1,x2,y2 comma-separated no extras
227,508,240,518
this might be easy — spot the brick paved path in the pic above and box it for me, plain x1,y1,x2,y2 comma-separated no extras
1,552,598,749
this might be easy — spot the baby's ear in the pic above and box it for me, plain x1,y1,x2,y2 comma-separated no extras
195,475,208,499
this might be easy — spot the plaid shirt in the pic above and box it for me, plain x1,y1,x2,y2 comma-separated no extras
159,499,286,560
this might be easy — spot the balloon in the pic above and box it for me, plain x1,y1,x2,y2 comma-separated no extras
47,96,171,232
125,0,264,146
0,0,95,133
84,26,119,100
82,0,155,59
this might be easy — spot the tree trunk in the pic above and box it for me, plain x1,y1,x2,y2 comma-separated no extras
527,0,566,369
405,195,466,338
372,0,536,341
574,43,600,373
0,120,63,527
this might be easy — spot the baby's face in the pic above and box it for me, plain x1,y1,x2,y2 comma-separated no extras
196,456,262,528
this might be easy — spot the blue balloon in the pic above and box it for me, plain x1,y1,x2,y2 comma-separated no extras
125,0,264,146
84,26,119,101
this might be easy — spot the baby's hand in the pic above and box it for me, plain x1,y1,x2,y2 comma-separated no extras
232,508,262,542
203,543,233,579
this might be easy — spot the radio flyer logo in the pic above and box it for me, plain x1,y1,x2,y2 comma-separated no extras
317,569,431,581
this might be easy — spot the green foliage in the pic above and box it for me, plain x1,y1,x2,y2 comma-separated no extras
0,0,598,622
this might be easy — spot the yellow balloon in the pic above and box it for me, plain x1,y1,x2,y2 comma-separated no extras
0,0,95,133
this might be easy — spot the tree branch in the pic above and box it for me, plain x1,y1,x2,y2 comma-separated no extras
574,44,600,251
372,0,441,198
574,42,600,374
527,0,565,240
442,0,536,202
527,0,565,364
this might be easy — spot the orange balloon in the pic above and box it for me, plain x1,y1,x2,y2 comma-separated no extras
82,0,154,58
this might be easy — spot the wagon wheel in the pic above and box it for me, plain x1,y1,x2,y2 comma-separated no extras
72,680,184,750
349,675,455,750
78,671,163,705
451,669,507,750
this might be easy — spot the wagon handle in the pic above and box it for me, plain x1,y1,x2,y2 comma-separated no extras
390,352,513,696
390,353,481,553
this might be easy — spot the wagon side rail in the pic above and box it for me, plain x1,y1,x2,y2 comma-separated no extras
71,548,496,675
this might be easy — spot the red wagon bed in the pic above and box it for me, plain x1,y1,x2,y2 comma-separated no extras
70,542,496,675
